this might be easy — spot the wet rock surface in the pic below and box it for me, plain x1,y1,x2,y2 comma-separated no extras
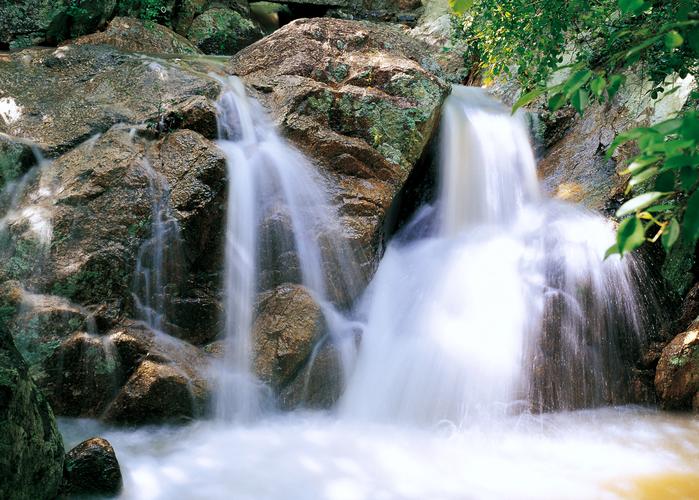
0,44,219,156
102,322,211,424
61,437,123,497
253,284,325,390
655,321,699,411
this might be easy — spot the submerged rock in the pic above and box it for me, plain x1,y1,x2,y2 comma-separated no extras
229,17,449,276
0,326,64,500
61,437,123,497
253,284,325,390
69,16,202,55
655,321,699,411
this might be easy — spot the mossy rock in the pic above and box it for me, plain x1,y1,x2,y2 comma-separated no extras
0,326,64,499
187,7,263,55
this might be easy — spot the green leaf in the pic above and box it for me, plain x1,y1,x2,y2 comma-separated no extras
652,118,683,135
625,35,663,60
607,127,652,157
548,93,567,111
604,243,620,259
563,69,593,98
449,0,474,14
654,170,676,192
618,0,645,14
683,190,699,243
590,75,607,98
665,30,684,49
662,218,680,251
680,166,697,191
512,87,546,114
617,216,646,254
571,89,589,115
607,74,626,100
616,191,667,217
645,203,675,213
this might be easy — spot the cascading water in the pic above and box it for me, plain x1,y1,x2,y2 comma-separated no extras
214,77,362,421
56,84,699,500
340,86,645,423
132,159,184,334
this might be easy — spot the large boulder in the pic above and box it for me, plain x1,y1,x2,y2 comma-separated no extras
69,16,202,55
0,326,64,500
655,321,699,410
229,18,449,276
0,44,219,156
253,284,325,390
61,437,123,497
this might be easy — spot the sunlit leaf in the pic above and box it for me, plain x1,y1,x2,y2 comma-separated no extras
548,92,567,111
604,243,620,259
606,74,626,100
664,30,684,49
616,191,667,217
622,155,661,174
571,89,589,115
590,75,607,97
449,0,474,15
563,69,593,98
629,166,658,186
618,0,646,14
662,218,680,251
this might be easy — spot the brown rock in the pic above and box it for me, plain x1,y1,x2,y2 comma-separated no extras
655,321,699,410
102,322,210,424
253,284,325,390
280,339,344,409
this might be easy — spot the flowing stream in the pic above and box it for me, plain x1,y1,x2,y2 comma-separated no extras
58,84,699,498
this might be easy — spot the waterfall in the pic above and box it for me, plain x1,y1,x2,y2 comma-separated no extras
213,77,361,421
339,86,645,423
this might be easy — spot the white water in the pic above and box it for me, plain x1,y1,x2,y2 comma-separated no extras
340,87,644,422
214,77,361,420
59,408,699,499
